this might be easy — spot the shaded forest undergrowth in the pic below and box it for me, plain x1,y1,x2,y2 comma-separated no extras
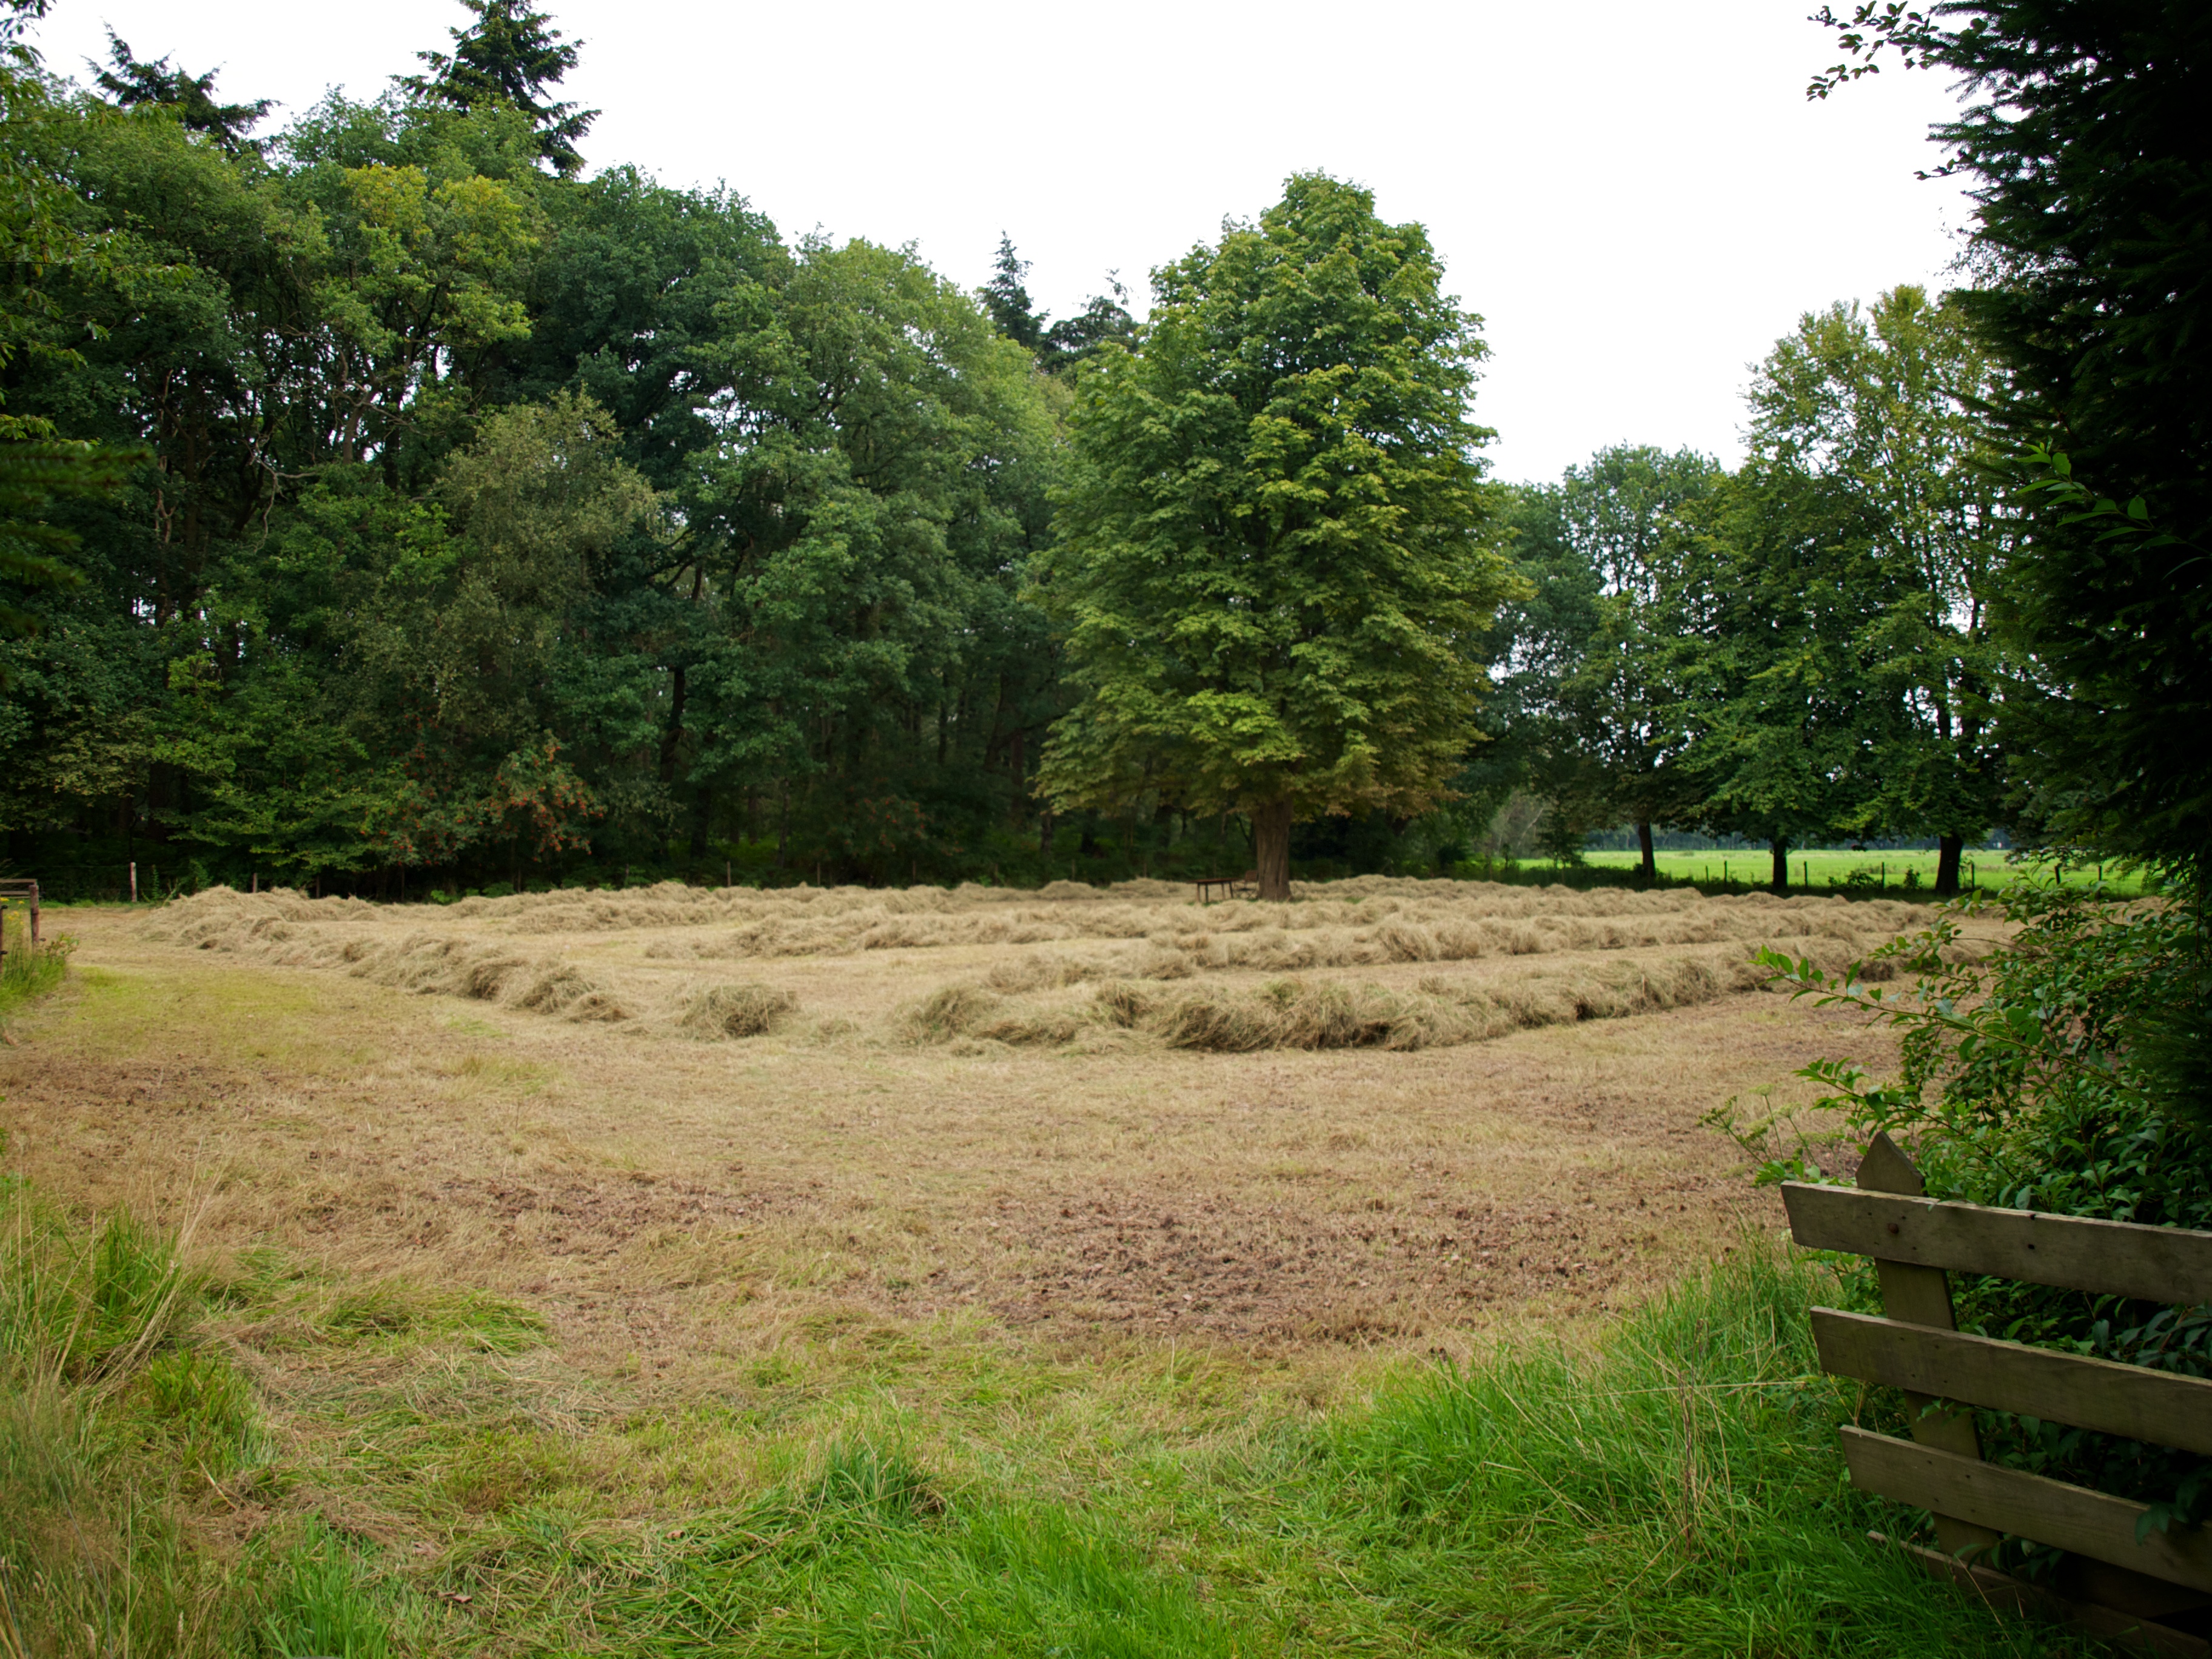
1,1178,2099,1658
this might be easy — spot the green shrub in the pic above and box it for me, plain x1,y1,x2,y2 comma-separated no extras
1744,886,2212,1563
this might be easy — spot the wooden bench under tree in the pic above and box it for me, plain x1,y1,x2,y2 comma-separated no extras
1785,1131,2212,1655
1194,870,1259,904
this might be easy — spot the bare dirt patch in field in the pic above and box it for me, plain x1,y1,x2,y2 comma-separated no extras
0,880,1973,1375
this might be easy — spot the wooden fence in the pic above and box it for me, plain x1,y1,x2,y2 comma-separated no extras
0,878,38,946
1784,1131,2212,1655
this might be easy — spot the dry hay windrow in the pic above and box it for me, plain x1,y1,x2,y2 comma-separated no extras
900,951,1799,1054
139,878,1968,1054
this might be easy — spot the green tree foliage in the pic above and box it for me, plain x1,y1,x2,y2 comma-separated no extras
0,2,142,652
980,235,1136,375
1817,0,2212,893
403,0,596,175
0,22,1062,894
1667,459,1894,892
1037,278,1136,377
676,236,1061,882
0,439,131,638
980,234,1043,350
1737,286,2009,894
89,28,271,152
1036,174,1517,899
1654,293,2008,893
1495,446,1719,875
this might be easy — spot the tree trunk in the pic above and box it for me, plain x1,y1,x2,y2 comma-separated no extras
658,667,689,855
688,788,712,859
1637,820,1655,883
1770,836,1791,895
1936,833,1964,897
1253,799,1293,901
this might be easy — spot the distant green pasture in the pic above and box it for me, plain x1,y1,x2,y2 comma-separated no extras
1575,846,2153,896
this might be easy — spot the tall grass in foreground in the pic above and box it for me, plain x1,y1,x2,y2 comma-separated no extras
0,1181,395,1658
0,913,69,1025
581,1250,2092,1657
0,1182,232,1654
0,1178,2107,1655
1316,1247,2093,1655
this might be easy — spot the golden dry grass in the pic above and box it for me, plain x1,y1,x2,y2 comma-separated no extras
140,873,1935,1055
0,880,2040,1659
2,876,1962,1387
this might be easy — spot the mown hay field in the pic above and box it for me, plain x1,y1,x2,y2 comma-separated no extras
0,876,2023,1654
5,876,1958,1359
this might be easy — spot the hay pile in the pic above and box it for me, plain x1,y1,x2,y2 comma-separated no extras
894,939,1849,1055
144,878,1954,1053
144,890,635,1025
635,877,1917,970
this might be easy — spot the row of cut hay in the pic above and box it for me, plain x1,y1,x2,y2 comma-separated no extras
308,926,802,1039
338,933,633,1023
149,880,1927,962
141,885,381,949
890,931,1887,1054
135,883,1940,1053
809,902,1919,986
146,890,806,1039
651,890,1923,965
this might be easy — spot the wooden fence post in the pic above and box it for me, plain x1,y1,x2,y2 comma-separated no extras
1856,1131,2005,1566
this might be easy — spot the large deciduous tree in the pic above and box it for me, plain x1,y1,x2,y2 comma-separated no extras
1496,446,1719,877
1739,285,2008,894
1668,458,1899,893
1035,173,1517,900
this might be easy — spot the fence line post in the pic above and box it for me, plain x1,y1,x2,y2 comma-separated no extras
130,861,137,902
1855,1133,2002,1565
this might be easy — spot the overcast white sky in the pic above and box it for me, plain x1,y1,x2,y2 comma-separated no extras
28,0,1974,483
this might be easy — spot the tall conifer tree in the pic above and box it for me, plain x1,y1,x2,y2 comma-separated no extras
405,0,596,175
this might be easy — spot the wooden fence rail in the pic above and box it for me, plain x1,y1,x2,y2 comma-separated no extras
1785,1132,2212,1655
0,878,39,945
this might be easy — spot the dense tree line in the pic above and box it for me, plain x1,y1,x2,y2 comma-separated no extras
1496,287,2009,894
1,0,2204,904
0,0,1116,895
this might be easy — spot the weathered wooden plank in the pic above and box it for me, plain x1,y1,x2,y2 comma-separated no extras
1783,1181,2212,1305
1854,1130,1997,1563
1842,1427,2212,1592
1872,1533,2212,1657
1815,1309,2212,1456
